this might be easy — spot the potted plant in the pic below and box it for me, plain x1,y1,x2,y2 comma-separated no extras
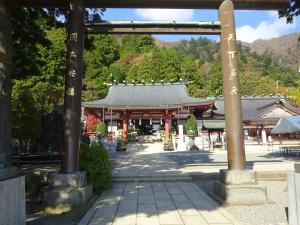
95,121,107,139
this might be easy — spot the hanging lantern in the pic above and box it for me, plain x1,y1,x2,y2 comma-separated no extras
139,118,141,125
129,118,132,126
160,117,163,125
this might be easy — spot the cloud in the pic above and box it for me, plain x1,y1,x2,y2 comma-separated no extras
236,11,296,43
135,9,194,21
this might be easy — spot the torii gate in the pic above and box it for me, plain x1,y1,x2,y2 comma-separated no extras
0,0,289,212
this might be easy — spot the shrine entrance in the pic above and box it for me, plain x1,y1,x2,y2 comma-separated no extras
0,0,290,217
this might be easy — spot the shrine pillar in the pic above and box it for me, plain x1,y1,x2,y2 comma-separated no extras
214,0,267,205
164,116,170,141
123,113,128,142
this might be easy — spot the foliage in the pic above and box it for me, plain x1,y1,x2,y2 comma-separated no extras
96,121,107,137
11,81,41,141
124,47,205,96
83,35,120,101
12,8,52,80
80,143,112,193
240,71,276,96
120,35,155,56
204,60,223,96
288,87,300,105
185,115,197,137
279,0,300,23
175,37,219,63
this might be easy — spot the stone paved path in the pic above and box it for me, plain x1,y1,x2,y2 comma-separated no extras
110,144,184,178
109,143,295,179
79,182,241,225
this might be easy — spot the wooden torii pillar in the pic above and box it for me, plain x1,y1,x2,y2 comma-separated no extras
0,0,16,178
219,0,246,170
62,0,85,173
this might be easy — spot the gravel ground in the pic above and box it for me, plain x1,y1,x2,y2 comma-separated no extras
195,180,289,225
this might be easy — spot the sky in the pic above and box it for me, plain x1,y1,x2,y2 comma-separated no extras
102,8,300,43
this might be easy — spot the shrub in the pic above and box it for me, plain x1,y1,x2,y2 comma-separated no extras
95,121,107,138
185,114,197,137
80,143,112,193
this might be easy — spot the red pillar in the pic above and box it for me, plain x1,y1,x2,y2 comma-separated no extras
165,117,170,142
123,113,128,142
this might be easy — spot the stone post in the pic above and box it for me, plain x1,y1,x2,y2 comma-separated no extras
62,0,85,173
288,163,300,225
219,0,246,170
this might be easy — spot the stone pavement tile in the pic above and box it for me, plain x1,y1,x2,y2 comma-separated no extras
171,194,190,204
180,215,209,225
157,210,184,225
123,191,138,200
88,217,113,225
167,187,183,195
156,199,176,210
118,199,137,213
137,203,157,216
199,209,231,224
175,202,200,216
153,192,171,199
112,213,136,225
136,215,160,225
138,195,155,204
94,204,119,218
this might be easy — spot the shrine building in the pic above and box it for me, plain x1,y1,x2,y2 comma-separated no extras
82,83,214,141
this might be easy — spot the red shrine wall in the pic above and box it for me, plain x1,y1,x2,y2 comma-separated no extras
85,108,101,132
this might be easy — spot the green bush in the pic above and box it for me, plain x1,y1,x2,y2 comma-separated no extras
95,121,107,138
80,143,112,193
185,114,197,137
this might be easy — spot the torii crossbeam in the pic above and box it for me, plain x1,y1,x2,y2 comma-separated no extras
85,21,222,35
14,0,288,10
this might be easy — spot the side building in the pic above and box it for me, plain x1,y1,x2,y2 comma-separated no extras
204,96,300,145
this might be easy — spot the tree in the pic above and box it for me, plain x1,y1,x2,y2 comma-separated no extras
120,35,155,56
11,81,41,142
240,71,276,96
205,61,223,96
83,35,120,101
288,87,300,105
279,0,300,23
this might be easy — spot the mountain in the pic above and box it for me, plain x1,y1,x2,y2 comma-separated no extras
241,33,300,69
